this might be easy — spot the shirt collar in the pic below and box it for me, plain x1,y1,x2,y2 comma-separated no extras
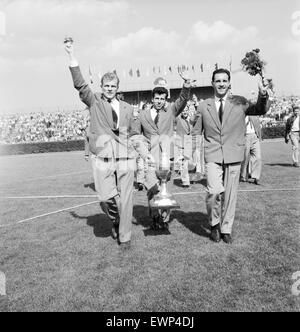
215,94,228,103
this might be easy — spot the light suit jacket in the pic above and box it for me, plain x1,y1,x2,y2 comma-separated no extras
70,66,136,159
192,94,270,164
131,86,190,162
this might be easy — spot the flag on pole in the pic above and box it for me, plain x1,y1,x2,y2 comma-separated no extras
89,65,93,84
153,67,156,74
136,69,140,78
192,65,195,72
200,63,203,72
129,69,133,77
168,66,172,74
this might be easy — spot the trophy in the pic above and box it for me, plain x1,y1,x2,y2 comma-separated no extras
63,37,74,46
151,152,180,210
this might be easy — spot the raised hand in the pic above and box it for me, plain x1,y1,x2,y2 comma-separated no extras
63,37,74,55
178,66,197,86
258,77,272,96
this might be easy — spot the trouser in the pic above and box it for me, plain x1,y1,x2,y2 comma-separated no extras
240,133,262,180
91,155,135,243
206,162,241,234
290,131,299,164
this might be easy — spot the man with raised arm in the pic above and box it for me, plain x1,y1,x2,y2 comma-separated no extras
131,69,195,229
192,68,271,244
64,39,136,249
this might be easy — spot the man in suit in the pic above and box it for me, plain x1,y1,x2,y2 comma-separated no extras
192,68,271,244
131,70,194,228
175,103,198,187
240,115,262,184
285,103,300,167
64,40,136,249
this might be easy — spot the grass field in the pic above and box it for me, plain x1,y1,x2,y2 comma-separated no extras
0,139,299,312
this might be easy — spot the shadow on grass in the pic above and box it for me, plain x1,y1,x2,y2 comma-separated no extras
173,176,207,188
173,210,210,238
264,163,293,167
70,211,112,238
83,183,96,191
70,205,210,239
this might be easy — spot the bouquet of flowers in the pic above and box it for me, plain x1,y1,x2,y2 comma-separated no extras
241,48,274,92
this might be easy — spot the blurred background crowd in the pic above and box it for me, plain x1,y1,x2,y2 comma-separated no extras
0,94,298,144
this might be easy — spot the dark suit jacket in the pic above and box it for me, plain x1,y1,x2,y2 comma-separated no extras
70,66,136,159
192,94,270,164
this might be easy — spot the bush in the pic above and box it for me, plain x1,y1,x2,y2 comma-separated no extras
262,125,285,140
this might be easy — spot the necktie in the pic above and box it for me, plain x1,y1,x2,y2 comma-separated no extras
108,99,118,130
154,110,159,126
219,98,224,123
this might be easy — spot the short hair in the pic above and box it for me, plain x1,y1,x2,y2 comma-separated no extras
152,86,168,98
101,72,120,87
212,68,231,82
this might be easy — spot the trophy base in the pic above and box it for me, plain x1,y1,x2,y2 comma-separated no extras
151,195,180,210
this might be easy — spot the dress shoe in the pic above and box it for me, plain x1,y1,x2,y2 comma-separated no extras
293,163,300,167
119,240,131,250
210,224,221,243
181,184,190,188
253,178,260,185
240,177,247,182
221,233,232,244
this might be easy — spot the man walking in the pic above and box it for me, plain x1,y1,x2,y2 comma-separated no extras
285,103,300,167
240,115,262,184
64,39,136,249
131,69,194,228
192,68,271,244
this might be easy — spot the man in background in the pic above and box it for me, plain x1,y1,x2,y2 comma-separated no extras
240,115,262,184
285,103,300,167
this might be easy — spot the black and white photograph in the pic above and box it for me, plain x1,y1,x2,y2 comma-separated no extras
0,0,299,315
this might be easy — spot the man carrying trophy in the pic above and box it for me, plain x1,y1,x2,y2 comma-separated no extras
64,38,137,249
192,66,272,244
131,69,195,230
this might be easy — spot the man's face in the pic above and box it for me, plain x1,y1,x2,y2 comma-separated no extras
294,108,300,117
101,78,118,100
212,73,230,98
152,93,167,111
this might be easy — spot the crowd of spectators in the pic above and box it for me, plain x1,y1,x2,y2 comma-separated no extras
0,94,298,144
0,110,89,144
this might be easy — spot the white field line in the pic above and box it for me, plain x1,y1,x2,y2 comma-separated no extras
0,188,299,229
0,200,99,228
0,188,300,200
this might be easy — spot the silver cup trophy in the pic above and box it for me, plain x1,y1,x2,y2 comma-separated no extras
151,152,180,210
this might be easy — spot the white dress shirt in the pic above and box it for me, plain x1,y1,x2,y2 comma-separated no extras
291,115,300,132
150,107,159,122
215,94,228,118
110,98,120,129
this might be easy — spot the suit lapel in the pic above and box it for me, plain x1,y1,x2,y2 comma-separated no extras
119,101,126,127
222,98,234,128
145,108,159,133
207,99,221,130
